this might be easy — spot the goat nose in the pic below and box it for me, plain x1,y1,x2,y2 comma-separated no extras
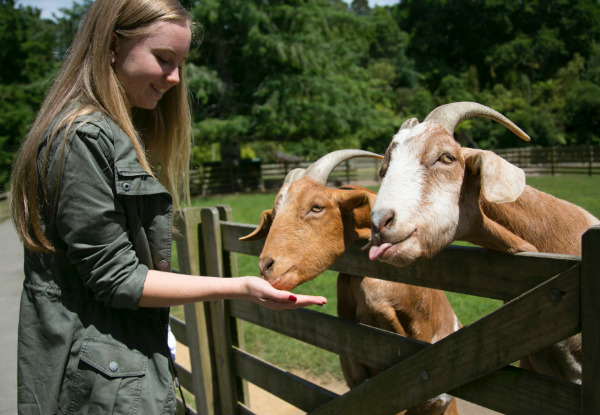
259,256,275,279
377,211,395,233
371,210,395,245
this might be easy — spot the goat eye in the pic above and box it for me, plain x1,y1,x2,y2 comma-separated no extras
438,154,455,164
310,205,324,213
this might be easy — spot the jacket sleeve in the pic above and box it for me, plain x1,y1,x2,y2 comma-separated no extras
51,122,148,309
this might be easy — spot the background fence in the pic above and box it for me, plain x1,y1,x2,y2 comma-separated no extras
191,157,384,196
494,144,600,176
169,205,600,415
191,144,600,196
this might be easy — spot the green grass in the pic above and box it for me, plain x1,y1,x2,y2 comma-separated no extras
525,174,600,219
175,174,600,382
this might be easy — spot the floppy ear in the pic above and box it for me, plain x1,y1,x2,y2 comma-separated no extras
463,148,525,203
334,187,377,240
239,209,274,241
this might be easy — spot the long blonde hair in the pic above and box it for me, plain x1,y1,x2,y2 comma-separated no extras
10,0,194,253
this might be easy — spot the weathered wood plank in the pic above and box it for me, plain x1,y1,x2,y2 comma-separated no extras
223,221,580,301
230,301,426,369
452,365,581,415
231,299,580,415
173,207,203,276
238,402,257,415
581,225,600,414
232,347,339,412
332,242,578,301
201,207,239,415
174,363,194,394
216,205,249,410
307,266,581,415
177,398,198,415
174,208,215,415
169,315,187,346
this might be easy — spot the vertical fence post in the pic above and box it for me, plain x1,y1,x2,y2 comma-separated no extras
345,160,351,184
173,207,217,415
216,205,248,406
200,207,241,415
551,146,556,176
581,225,600,414
589,145,593,177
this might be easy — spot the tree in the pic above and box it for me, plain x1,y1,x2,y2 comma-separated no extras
190,0,400,160
0,1,56,84
564,81,600,145
0,1,59,190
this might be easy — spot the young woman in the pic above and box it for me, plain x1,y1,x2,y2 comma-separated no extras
10,1,326,413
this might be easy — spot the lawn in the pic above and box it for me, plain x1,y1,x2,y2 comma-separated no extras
175,174,600,382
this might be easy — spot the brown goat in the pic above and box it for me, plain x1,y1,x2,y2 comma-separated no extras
241,150,462,415
369,102,600,384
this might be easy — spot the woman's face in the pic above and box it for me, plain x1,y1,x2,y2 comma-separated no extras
112,20,191,110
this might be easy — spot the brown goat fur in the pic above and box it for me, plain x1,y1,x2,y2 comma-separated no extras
242,179,461,415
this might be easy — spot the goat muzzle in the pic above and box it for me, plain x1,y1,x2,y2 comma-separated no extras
258,256,275,280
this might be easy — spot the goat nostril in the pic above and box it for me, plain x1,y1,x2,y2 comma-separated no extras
260,257,274,278
381,212,394,232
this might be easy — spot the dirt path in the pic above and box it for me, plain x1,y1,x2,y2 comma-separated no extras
175,341,501,415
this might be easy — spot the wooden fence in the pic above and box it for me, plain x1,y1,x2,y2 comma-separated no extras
170,205,600,415
190,145,599,196
192,158,383,196
495,144,600,176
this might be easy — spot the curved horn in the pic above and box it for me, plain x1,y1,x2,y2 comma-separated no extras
283,168,307,185
424,101,530,142
304,149,383,185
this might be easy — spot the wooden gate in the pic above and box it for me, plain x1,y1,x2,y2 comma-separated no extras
170,206,600,415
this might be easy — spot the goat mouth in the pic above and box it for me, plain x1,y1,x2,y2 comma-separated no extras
269,266,297,290
368,229,417,260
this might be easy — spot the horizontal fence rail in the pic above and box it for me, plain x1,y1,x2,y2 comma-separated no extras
495,144,600,176
170,206,600,415
193,157,383,195
189,145,600,196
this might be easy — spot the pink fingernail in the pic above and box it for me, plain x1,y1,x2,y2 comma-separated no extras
288,295,297,302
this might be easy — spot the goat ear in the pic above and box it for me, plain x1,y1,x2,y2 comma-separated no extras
400,117,419,130
463,148,526,203
334,188,376,239
239,209,274,241
334,188,375,212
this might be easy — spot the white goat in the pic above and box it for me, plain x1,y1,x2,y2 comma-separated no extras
368,101,599,384
241,150,462,415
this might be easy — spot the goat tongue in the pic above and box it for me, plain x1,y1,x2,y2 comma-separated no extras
369,243,392,260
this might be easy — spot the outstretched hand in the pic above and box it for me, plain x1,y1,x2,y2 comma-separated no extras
240,276,327,310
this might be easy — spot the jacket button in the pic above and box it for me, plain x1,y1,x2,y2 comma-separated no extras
122,182,131,191
158,260,169,271
109,361,119,372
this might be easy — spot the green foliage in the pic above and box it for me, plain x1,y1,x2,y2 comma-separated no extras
564,81,600,145
2,0,600,189
0,1,56,84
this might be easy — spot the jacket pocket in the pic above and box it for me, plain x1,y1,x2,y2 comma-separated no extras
69,336,147,415
115,161,168,196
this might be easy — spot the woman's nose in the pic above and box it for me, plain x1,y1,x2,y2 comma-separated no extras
165,66,180,85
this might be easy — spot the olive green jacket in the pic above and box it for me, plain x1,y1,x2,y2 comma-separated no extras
18,112,176,415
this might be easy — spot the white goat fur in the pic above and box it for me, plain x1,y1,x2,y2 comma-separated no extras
370,114,600,384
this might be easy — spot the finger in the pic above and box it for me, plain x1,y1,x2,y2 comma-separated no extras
294,295,327,307
259,295,327,310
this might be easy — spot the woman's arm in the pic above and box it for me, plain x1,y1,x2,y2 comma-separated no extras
139,270,327,310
